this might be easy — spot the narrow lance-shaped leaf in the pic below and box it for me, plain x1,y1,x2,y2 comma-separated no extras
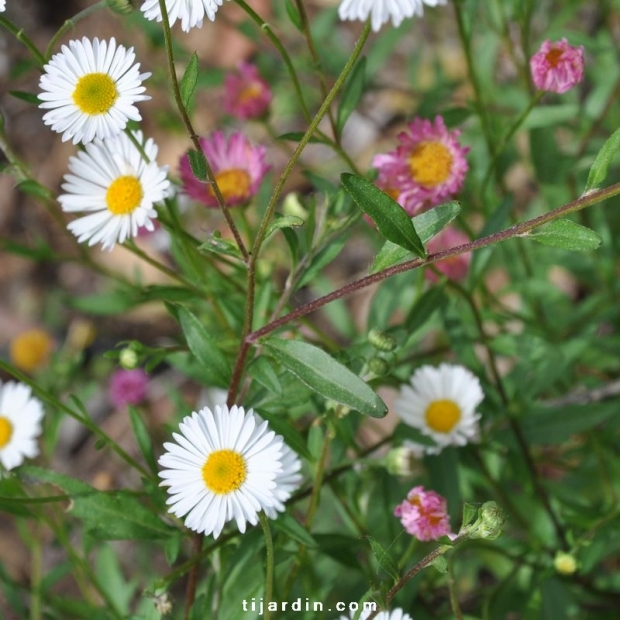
584,126,620,192
188,148,207,182
371,201,461,273
524,219,601,252
180,53,199,110
262,338,387,418
177,306,231,386
341,172,426,258
337,57,366,135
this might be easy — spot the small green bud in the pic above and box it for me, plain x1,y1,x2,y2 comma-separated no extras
282,192,307,219
554,552,578,575
465,501,506,541
119,347,139,370
367,329,397,352
368,356,390,377
106,0,134,14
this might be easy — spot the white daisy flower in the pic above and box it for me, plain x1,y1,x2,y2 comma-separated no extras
395,363,483,453
58,130,170,251
140,0,224,33
159,405,301,538
39,37,150,145
0,381,44,471
338,607,413,620
338,0,447,32
0,1,6,13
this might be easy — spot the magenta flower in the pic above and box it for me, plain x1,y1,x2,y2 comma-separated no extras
530,38,585,94
223,62,272,120
179,131,270,208
426,226,471,282
109,368,148,408
394,485,452,541
372,116,469,217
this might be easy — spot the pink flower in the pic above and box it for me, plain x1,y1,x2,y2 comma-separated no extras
530,38,585,94
394,485,452,541
425,226,471,282
223,62,272,120
372,116,469,217
179,131,270,208
109,368,148,408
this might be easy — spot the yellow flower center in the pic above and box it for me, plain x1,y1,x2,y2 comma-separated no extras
545,48,564,68
202,449,247,494
209,169,252,204
10,329,53,373
409,141,453,188
72,72,118,115
106,176,143,215
425,399,461,434
0,417,13,449
239,83,263,105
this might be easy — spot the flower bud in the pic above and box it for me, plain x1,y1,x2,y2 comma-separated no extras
554,551,578,575
465,501,506,541
106,0,134,14
368,329,397,352
368,356,390,377
119,347,139,370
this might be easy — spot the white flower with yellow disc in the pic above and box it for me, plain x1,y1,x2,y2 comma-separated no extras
395,364,483,453
0,381,44,472
159,405,301,539
39,37,150,145
58,130,170,251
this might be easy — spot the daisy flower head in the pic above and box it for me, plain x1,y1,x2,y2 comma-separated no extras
223,62,272,120
373,116,469,217
140,0,223,32
0,1,5,12
9,328,54,373
179,130,269,208
158,405,301,538
394,485,451,541
395,363,483,453
109,368,149,408
39,37,150,145
0,381,44,472
338,608,413,620
426,226,471,282
338,0,446,32
530,38,585,94
58,130,170,251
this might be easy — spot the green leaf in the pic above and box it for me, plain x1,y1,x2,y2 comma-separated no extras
525,219,601,252
585,126,620,192
21,467,172,540
180,53,199,109
284,0,303,30
247,356,282,396
9,90,40,105
188,149,207,182
128,406,158,475
70,290,137,315
198,231,243,261
177,306,231,386
404,286,447,334
265,215,304,240
272,512,317,547
15,179,54,201
277,132,328,145
262,338,387,417
370,201,461,273
341,173,426,258
337,57,366,135
365,536,400,582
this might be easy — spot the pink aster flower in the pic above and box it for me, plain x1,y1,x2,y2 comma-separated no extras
372,116,469,217
530,38,585,94
394,485,452,541
109,368,148,408
179,131,270,208
223,62,272,120
426,226,471,282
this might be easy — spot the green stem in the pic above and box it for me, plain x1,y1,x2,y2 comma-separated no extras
0,17,45,65
156,0,249,262
258,512,275,620
44,1,107,60
235,0,312,124
227,22,372,404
